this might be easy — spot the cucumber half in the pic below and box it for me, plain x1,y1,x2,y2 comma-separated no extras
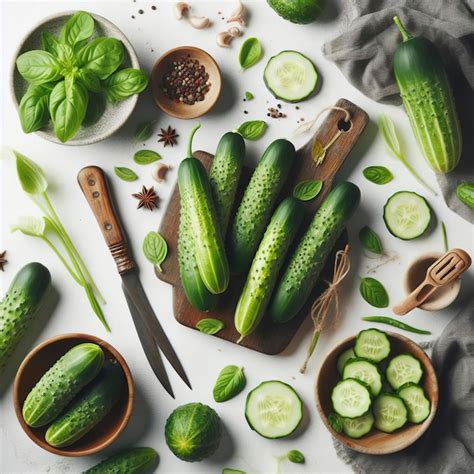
331,378,372,419
397,383,431,423
264,51,318,102
373,393,408,433
383,191,432,240
342,412,375,439
245,380,302,439
386,354,423,390
354,328,391,363
343,358,383,396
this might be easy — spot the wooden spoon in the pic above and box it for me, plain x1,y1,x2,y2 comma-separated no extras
393,248,471,316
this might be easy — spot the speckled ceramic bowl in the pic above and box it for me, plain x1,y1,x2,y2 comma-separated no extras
10,11,140,146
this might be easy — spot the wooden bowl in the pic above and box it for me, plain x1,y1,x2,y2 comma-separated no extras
151,46,222,119
315,332,438,454
14,333,134,457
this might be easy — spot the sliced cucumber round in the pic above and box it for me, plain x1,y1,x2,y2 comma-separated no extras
383,191,432,240
342,412,374,439
398,382,431,424
245,380,302,439
337,347,356,374
373,393,408,433
331,378,372,419
264,51,318,103
343,358,383,396
354,329,391,363
386,354,423,390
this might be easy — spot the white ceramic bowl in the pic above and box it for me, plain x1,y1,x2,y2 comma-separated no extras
10,11,140,146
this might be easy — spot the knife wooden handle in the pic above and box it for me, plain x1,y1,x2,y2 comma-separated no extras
77,166,136,274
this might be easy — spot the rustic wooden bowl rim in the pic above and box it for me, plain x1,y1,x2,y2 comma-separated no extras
13,333,134,457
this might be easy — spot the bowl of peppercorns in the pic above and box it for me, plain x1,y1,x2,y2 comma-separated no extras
151,46,222,119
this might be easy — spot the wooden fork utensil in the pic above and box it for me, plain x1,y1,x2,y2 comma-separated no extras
393,248,471,316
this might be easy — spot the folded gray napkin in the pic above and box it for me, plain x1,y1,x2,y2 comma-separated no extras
322,0,474,223
334,302,474,473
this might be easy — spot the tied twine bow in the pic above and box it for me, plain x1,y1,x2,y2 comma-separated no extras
300,244,351,374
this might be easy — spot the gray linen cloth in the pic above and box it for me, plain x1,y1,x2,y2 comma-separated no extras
322,0,474,222
334,302,474,473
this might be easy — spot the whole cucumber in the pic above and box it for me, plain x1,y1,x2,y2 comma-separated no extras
0,262,51,372
83,447,158,474
45,362,125,447
22,343,104,427
228,139,296,274
209,132,246,235
270,182,360,323
235,197,304,342
456,182,474,209
393,16,462,173
178,124,229,295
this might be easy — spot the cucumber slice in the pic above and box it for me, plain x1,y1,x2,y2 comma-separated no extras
383,191,432,240
373,393,408,433
386,354,423,390
354,329,391,362
331,378,372,419
337,348,356,374
245,380,302,439
398,383,431,423
264,51,318,102
343,359,383,396
342,412,374,439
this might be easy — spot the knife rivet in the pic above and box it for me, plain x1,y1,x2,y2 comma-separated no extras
104,223,112,231
92,191,99,198
88,178,96,186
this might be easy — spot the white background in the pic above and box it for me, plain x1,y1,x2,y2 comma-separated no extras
1,1,472,473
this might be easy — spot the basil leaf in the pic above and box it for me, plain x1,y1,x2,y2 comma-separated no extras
363,166,393,185
134,149,161,165
196,318,224,335
49,77,88,143
103,68,148,102
239,37,262,70
55,43,77,73
134,120,156,142
328,413,343,433
359,226,383,255
287,450,305,464
18,83,54,133
244,91,254,100
360,277,389,308
142,231,168,271
84,92,106,125
237,120,267,140
293,179,323,201
77,69,101,92
13,149,49,195
16,50,62,84
78,37,124,80
114,166,138,182
213,365,246,402
59,11,95,46
456,182,474,209
41,32,61,56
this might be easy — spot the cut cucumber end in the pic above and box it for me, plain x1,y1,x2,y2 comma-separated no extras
374,393,408,433
397,382,431,423
331,378,372,419
354,328,391,363
386,354,423,390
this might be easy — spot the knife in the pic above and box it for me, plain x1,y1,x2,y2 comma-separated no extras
77,165,191,398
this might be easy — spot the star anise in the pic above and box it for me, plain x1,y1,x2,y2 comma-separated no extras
0,250,7,272
158,126,179,147
132,186,159,211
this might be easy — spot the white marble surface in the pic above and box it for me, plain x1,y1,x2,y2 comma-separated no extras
1,1,472,473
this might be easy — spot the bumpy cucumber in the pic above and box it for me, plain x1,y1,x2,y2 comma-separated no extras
235,197,304,342
22,343,104,427
228,139,296,274
83,447,158,473
209,132,246,234
45,362,124,447
0,262,51,372
393,16,462,173
270,182,360,323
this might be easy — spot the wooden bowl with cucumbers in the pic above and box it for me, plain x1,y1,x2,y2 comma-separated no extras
13,333,134,457
315,329,438,454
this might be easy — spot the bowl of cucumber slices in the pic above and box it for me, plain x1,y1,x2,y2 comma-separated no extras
315,329,438,454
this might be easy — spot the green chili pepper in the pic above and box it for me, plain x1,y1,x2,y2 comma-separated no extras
361,316,431,335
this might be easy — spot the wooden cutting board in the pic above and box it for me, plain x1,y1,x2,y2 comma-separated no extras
157,98,369,354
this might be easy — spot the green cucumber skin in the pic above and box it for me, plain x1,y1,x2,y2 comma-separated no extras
83,447,158,474
456,182,474,209
45,363,124,447
235,197,304,341
209,132,246,234
270,182,360,323
178,158,229,295
22,343,104,428
228,139,296,274
0,262,51,372
394,20,462,173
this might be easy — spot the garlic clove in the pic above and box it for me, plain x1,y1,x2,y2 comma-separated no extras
175,2,189,20
188,14,210,29
228,26,242,38
216,31,233,48
151,163,171,183
227,0,246,26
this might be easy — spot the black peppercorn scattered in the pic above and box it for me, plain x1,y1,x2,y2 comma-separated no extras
151,5,157,10
138,9,144,14
244,110,248,114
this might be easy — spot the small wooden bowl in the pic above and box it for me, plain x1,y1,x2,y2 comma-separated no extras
14,333,134,457
315,332,438,455
151,46,222,119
